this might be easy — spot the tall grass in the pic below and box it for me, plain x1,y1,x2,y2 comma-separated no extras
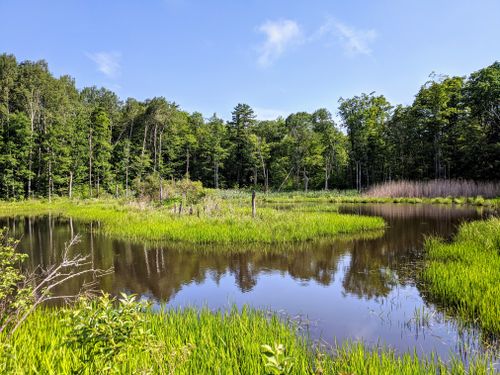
421,218,500,336
0,198,385,244
366,180,500,199
261,192,499,206
1,307,493,374
213,189,359,200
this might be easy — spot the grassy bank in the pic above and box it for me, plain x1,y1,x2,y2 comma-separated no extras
260,193,499,206
0,198,385,244
421,218,500,336
1,306,493,374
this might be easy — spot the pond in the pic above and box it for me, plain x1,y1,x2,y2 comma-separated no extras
1,203,498,363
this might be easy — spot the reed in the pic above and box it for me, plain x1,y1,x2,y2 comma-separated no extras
421,218,500,336
366,180,500,199
0,198,385,244
1,307,493,374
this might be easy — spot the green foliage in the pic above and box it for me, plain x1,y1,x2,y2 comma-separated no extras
1,54,499,198
65,293,149,373
338,93,392,189
259,191,499,206
0,198,385,244
464,62,500,179
133,175,205,204
0,112,32,199
0,229,32,334
170,178,205,205
422,218,500,336
2,306,494,374
261,343,294,374
89,107,113,195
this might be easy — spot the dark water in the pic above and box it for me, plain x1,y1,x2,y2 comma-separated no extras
1,204,498,363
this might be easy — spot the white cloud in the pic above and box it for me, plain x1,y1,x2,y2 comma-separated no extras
257,19,302,67
253,107,287,120
86,51,121,77
318,19,377,56
255,18,377,64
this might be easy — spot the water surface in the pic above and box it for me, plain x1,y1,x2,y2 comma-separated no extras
2,204,497,363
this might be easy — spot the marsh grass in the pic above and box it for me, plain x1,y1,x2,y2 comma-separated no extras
214,189,359,200
1,307,494,374
135,229,386,255
0,198,385,244
263,194,499,206
421,218,500,337
366,180,500,199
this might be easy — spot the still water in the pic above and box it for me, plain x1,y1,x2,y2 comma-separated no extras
1,204,498,362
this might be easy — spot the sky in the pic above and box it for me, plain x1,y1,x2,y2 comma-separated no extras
1,0,499,120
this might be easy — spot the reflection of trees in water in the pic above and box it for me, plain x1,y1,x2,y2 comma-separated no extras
342,240,398,299
339,204,487,298
340,203,484,221
0,204,484,303
111,241,349,298
1,216,115,300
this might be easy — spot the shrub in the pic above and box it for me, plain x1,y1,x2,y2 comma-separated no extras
133,174,206,204
65,293,150,373
0,229,31,335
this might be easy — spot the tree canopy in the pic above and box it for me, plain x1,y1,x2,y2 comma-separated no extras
0,53,498,199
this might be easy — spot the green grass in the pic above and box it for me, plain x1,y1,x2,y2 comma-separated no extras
421,218,500,336
1,307,493,374
0,198,385,244
260,192,500,206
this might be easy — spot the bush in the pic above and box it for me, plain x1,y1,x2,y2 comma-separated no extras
0,229,31,335
65,293,150,373
133,174,205,204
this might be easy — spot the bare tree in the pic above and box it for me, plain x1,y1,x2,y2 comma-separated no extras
0,234,113,338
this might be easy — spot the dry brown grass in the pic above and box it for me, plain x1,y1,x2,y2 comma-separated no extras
365,179,500,198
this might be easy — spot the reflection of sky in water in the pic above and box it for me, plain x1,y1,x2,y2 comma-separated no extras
1,204,498,363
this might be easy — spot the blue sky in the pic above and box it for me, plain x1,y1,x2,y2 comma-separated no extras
1,0,499,120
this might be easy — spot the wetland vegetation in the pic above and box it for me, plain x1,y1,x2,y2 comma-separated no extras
0,197,385,244
1,198,499,373
0,36,499,374
422,218,500,337
2,301,495,374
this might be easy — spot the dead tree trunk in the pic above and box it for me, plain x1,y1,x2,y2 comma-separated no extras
68,171,73,198
214,159,219,189
303,169,309,193
252,190,256,218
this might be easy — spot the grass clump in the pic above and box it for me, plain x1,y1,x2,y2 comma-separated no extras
1,303,493,374
0,198,385,244
421,218,500,336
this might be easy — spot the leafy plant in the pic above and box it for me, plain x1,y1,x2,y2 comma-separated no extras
0,228,31,335
65,293,150,373
260,343,294,375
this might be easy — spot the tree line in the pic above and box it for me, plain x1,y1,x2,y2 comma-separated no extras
0,53,498,199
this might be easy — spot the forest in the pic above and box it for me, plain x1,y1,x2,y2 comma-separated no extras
0,53,498,200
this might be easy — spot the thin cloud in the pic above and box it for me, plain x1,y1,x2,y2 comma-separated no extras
254,107,287,120
318,19,377,56
255,18,377,64
257,19,303,67
86,51,121,78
